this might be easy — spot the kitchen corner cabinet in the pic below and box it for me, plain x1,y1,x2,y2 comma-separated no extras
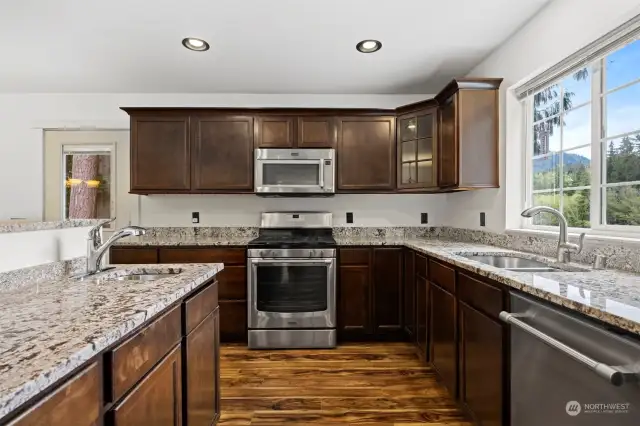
254,115,336,148
338,247,403,341
435,78,502,189
130,114,191,192
336,116,396,191
397,108,438,190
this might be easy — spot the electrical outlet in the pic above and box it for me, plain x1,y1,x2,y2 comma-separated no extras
421,213,428,224
192,212,200,224
480,212,486,227
346,212,354,224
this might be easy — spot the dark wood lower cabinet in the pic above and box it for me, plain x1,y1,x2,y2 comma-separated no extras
459,302,504,426
429,283,457,397
219,300,248,342
403,249,416,341
112,344,183,426
7,364,101,426
373,248,403,337
415,275,428,360
185,308,221,426
338,264,371,340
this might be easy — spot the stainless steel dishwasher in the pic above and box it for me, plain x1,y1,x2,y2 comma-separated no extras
501,291,640,425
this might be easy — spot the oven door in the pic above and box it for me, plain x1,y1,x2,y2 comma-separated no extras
254,149,335,194
248,258,336,329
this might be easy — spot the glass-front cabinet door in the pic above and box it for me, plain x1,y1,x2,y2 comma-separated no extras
397,108,437,189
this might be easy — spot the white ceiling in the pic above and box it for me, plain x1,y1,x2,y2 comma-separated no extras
0,0,551,94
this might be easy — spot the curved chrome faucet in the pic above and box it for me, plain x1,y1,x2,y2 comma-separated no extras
521,206,585,263
86,218,146,274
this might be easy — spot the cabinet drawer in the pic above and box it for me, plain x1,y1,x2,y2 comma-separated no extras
111,305,182,401
415,253,428,278
458,273,503,319
185,281,219,334
218,265,247,300
429,260,455,293
8,363,100,426
339,248,371,265
158,247,245,265
110,247,158,264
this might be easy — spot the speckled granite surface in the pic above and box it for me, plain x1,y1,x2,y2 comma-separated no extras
0,263,223,420
0,257,86,291
0,219,104,234
115,226,258,246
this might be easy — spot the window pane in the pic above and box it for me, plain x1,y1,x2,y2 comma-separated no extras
562,68,591,108
416,114,433,139
417,161,433,184
605,38,640,91
401,162,416,184
532,191,560,225
64,152,111,220
417,138,433,161
564,189,590,228
605,82,640,137
563,105,590,150
533,84,561,123
605,133,640,184
400,117,417,141
605,185,640,225
563,146,591,188
533,154,561,191
533,119,561,155
401,140,416,162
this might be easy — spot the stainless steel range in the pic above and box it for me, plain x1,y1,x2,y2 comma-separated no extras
247,212,336,349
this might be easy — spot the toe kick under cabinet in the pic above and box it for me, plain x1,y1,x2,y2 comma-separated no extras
5,280,220,426
110,246,248,343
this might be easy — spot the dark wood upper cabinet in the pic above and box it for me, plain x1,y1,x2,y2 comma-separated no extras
255,116,296,148
185,309,220,426
429,283,457,397
435,78,502,189
191,115,253,191
130,114,191,192
397,107,438,190
336,116,396,191
297,116,336,148
372,248,403,336
111,345,183,426
8,364,101,426
459,302,504,426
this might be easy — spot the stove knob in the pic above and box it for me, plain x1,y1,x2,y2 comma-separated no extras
309,250,313,258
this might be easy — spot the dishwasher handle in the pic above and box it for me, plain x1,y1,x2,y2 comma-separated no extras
500,311,635,386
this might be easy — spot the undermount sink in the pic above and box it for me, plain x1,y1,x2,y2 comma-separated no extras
461,254,562,272
116,273,181,281
74,269,182,282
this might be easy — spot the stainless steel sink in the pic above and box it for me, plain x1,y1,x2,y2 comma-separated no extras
116,273,180,281
461,255,562,272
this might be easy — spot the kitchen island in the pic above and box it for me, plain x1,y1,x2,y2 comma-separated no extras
0,262,223,425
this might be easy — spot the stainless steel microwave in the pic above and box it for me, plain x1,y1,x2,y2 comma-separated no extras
254,149,335,196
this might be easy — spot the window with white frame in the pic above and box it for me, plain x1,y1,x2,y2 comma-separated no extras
522,33,640,231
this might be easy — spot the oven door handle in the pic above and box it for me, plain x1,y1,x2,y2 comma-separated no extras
250,258,334,266
318,159,325,189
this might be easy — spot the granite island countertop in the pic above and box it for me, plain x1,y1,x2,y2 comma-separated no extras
0,262,223,420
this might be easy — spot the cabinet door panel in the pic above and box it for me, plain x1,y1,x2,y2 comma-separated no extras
403,249,415,340
438,95,458,187
112,345,182,426
460,302,504,426
416,275,428,361
297,117,336,148
192,115,253,191
8,364,100,426
338,265,371,338
218,265,247,300
430,284,457,396
337,117,395,191
131,116,190,191
219,300,247,343
186,309,220,426
110,247,158,264
373,248,402,335
255,116,295,148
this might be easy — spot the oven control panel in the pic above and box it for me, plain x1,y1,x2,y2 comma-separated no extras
248,248,336,259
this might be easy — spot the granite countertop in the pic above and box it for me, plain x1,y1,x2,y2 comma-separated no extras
0,219,105,234
114,235,255,246
0,263,223,420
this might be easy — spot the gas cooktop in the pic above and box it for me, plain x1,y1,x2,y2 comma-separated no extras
248,229,336,249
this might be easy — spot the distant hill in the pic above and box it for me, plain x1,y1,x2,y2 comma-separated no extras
534,152,590,173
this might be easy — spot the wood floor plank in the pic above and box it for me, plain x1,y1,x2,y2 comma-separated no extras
220,343,472,425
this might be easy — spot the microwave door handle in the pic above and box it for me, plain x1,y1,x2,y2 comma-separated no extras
318,159,325,189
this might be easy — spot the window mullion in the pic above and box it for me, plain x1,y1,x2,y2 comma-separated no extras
559,85,565,215
524,96,534,228
591,59,603,227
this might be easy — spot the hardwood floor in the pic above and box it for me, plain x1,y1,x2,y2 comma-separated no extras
220,343,473,425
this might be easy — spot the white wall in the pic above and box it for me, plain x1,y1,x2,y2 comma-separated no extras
446,0,640,232
0,227,89,273
0,93,429,224
139,194,444,227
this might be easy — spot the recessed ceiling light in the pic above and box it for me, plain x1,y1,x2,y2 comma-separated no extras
356,39,382,53
182,37,210,52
